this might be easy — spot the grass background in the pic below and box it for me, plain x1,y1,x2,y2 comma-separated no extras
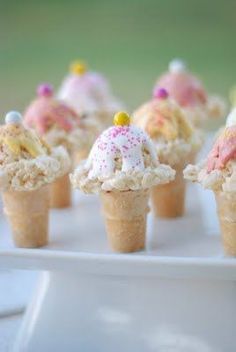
0,0,235,120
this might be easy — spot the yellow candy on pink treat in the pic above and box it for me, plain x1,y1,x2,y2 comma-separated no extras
57,60,124,127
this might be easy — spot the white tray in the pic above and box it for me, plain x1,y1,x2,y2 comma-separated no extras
0,185,235,279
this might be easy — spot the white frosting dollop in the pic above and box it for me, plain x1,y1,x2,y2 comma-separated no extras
169,59,186,74
86,125,158,178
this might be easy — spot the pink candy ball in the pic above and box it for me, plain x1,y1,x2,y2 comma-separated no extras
153,87,169,100
37,83,53,97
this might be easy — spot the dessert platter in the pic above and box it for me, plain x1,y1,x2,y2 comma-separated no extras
0,60,235,351
1,182,236,352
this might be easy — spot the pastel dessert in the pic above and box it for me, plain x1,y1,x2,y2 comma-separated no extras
0,111,70,248
57,60,123,128
184,110,236,255
133,88,202,217
71,111,175,252
24,83,88,208
154,59,226,127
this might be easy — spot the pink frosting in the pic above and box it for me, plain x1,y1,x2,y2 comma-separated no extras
155,71,207,107
207,126,236,172
24,84,79,135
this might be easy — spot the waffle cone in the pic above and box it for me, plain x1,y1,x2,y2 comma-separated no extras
2,186,49,248
215,191,236,256
151,161,187,218
50,173,71,208
100,189,149,253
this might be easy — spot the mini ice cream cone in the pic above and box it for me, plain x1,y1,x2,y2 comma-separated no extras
133,88,201,218
0,111,70,248
151,161,186,218
50,173,71,208
3,186,49,248
71,111,175,252
100,189,149,252
24,83,88,209
184,117,236,256
215,191,236,256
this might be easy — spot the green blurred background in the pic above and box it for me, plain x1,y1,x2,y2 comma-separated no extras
0,0,235,119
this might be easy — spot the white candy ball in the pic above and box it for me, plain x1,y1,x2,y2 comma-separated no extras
5,111,22,125
226,108,236,127
169,59,186,74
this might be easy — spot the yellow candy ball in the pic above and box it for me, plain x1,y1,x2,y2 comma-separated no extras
113,111,130,126
70,61,87,75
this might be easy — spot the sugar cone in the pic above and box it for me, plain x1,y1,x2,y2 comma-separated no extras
2,186,49,248
151,161,186,218
215,191,236,256
100,189,149,253
50,173,71,208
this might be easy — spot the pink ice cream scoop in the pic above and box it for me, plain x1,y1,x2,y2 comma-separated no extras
207,126,236,172
154,59,207,108
24,83,80,135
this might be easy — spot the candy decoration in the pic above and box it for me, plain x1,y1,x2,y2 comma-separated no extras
153,87,168,99
37,83,53,97
70,61,87,75
168,59,186,74
5,111,22,125
113,111,130,126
